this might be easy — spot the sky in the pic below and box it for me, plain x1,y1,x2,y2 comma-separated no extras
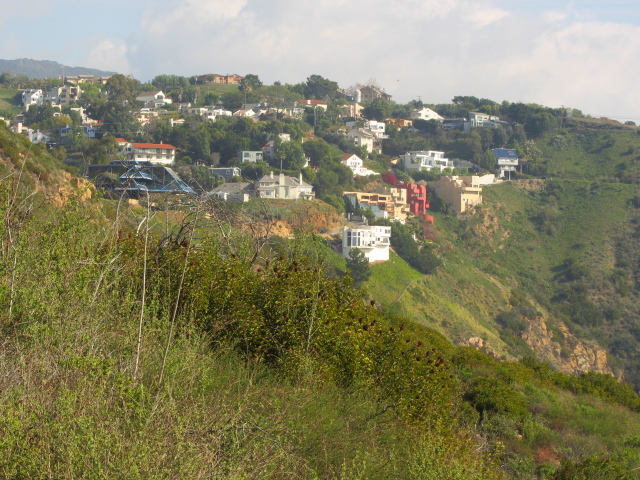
1,0,639,122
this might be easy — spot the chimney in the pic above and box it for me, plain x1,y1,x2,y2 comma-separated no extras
279,172,285,185
299,172,303,184
270,171,274,179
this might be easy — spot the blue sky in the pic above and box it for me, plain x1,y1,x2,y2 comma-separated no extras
1,0,638,121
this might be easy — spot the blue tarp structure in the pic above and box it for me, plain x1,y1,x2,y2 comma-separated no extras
86,161,196,195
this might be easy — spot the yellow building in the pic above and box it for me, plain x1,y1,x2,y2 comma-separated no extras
427,175,494,214
344,189,409,221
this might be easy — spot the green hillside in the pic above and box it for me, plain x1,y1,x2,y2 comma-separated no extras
367,121,640,388
4,122,640,478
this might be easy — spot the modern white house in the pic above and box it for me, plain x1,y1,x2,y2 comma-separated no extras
238,151,264,163
342,225,391,263
345,120,387,139
401,151,453,172
411,108,444,122
22,89,43,108
341,154,376,177
492,148,519,179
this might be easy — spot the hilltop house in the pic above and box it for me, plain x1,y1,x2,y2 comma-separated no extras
401,151,453,172
255,172,314,200
210,167,241,180
491,148,519,179
22,89,43,108
208,182,253,202
344,191,408,221
238,151,264,163
115,138,177,165
341,154,376,177
411,108,443,122
342,225,391,263
136,91,172,108
359,86,392,103
427,175,495,214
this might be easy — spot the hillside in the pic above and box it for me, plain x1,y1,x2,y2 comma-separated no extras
0,58,117,79
4,123,640,478
367,120,640,388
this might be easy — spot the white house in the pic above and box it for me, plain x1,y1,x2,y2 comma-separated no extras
233,109,256,118
492,148,519,179
401,150,453,172
347,129,376,153
345,120,387,139
136,91,172,108
342,225,391,263
26,129,51,144
341,154,376,177
115,138,177,165
210,108,232,117
22,89,43,108
209,182,253,202
255,171,314,200
411,108,444,122
238,151,264,163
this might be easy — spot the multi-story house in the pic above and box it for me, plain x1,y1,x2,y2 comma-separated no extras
238,151,264,163
255,171,314,200
341,154,376,177
22,89,43,108
342,225,391,263
115,138,177,165
427,175,493,214
401,151,453,172
491,148,519,179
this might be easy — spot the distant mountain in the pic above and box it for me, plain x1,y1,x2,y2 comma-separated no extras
0,58,117,79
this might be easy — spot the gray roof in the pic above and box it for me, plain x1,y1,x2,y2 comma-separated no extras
257,174,311,188
209,182,253,195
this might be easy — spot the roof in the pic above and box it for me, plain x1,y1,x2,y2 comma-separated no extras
115,138,128,143
342,153,361,161
137,90,162,96
492,148,519,159
210,183,252,194
257,173,311,188
131,143,177,150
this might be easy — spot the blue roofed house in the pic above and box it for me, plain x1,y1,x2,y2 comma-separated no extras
492,148,519,179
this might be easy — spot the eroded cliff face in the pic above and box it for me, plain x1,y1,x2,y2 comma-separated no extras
466,315,614,376
522,315,613,376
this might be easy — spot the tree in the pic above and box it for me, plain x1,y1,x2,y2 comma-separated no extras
346,248,371,286
305,75,339,100
277,141,306,170
221,90,244,111
302,139,334,168
362,98,393,121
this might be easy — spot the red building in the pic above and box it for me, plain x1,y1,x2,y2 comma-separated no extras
398,183,434,224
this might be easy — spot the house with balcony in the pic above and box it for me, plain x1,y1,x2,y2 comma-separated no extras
491,148,519,179
342,225,391,263
343,191,408,221
115,138,177,165
427,175,489,214
401,150,453,172
238,151,264,163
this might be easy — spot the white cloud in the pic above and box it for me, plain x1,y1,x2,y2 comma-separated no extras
84,40,132,74
92,0,639,120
